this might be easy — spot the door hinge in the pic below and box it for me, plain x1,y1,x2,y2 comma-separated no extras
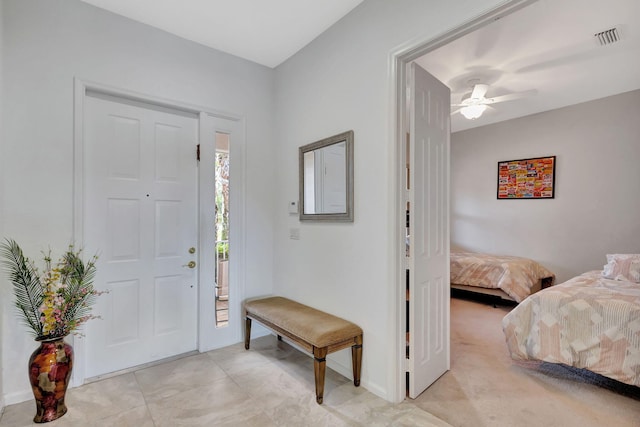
196,144,200,161
404,357,411,372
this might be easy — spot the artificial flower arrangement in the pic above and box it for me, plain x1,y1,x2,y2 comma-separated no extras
1,239,101,340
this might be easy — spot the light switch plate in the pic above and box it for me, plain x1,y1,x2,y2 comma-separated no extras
288,201,298,214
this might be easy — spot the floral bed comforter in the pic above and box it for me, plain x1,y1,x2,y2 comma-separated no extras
450,251,555,302
502,270,640,386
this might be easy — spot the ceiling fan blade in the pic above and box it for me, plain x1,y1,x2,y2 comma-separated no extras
471,84,488,99
451,104,496,118
486,89,537,104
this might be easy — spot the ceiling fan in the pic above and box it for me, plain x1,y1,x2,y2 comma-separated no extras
452,82,537,120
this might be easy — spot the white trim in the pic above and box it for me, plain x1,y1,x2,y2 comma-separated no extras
75,78,241,120
388,0,538,403
72,78,86,388
72,77,245,386
2,390,32,406
197,114,246,352
197,113,217,352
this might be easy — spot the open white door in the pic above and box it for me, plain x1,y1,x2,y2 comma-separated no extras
407,62,451,398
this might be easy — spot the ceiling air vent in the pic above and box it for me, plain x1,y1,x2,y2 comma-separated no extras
594,27,620,46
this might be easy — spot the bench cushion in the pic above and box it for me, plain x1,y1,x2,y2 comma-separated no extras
244,296,362,348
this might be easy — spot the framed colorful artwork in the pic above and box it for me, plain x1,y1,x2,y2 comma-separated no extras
497,156,556,199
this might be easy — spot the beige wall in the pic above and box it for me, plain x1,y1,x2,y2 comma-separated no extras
451,89,640,283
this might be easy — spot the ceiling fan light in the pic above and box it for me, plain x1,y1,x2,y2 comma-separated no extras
460,104,487,120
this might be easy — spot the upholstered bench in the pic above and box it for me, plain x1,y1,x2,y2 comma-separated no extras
244,296,363,404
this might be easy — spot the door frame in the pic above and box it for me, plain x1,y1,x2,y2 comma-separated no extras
72,77,245,386
389,0,536,402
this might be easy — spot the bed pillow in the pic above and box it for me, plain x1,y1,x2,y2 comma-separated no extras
602,254,640,283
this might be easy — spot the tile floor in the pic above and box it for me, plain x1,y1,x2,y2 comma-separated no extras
0,335,451,427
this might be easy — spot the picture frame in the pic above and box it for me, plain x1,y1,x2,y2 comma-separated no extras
497,156,556,199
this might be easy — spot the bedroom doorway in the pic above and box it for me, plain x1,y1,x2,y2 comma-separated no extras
394,0,534,402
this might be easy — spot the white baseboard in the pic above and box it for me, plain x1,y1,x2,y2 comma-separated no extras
3,390,32,406
325,357,352,384
269,338,388,403
324,358,385,400
251,323,271,338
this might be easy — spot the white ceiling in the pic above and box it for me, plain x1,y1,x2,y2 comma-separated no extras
79,0,364,68
80,0,639,133
415,0,640,132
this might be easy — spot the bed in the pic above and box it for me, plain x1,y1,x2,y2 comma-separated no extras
450,251,555,303
502,266,640,387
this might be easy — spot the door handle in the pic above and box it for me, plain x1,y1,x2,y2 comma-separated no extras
183,261,196,269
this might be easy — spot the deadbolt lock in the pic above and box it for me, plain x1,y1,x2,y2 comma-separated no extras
188,247,196,254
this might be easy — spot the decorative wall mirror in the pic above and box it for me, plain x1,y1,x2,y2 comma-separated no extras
299,130,354,222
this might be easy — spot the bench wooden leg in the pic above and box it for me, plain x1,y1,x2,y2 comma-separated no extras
244,317,252,350
352,335,363,387
313,346,328,404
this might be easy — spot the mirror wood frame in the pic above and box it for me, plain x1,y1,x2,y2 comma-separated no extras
299,130,354,222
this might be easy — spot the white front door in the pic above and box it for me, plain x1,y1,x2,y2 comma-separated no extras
83,93,199,378
407,63,451,398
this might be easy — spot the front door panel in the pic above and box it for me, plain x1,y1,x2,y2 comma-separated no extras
84,94,198,377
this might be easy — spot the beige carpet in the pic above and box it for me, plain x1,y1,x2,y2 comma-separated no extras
413,294,640,427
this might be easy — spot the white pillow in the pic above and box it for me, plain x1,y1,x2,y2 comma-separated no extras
602,254,640,283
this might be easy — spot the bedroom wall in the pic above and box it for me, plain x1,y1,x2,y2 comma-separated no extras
273,0,513,401
1,0,275,404
451,89,640,284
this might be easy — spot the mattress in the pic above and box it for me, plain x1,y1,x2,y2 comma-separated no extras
502,270,640,386
451,251,555,303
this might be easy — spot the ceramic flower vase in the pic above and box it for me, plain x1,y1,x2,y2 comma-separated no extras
28,336,73,423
